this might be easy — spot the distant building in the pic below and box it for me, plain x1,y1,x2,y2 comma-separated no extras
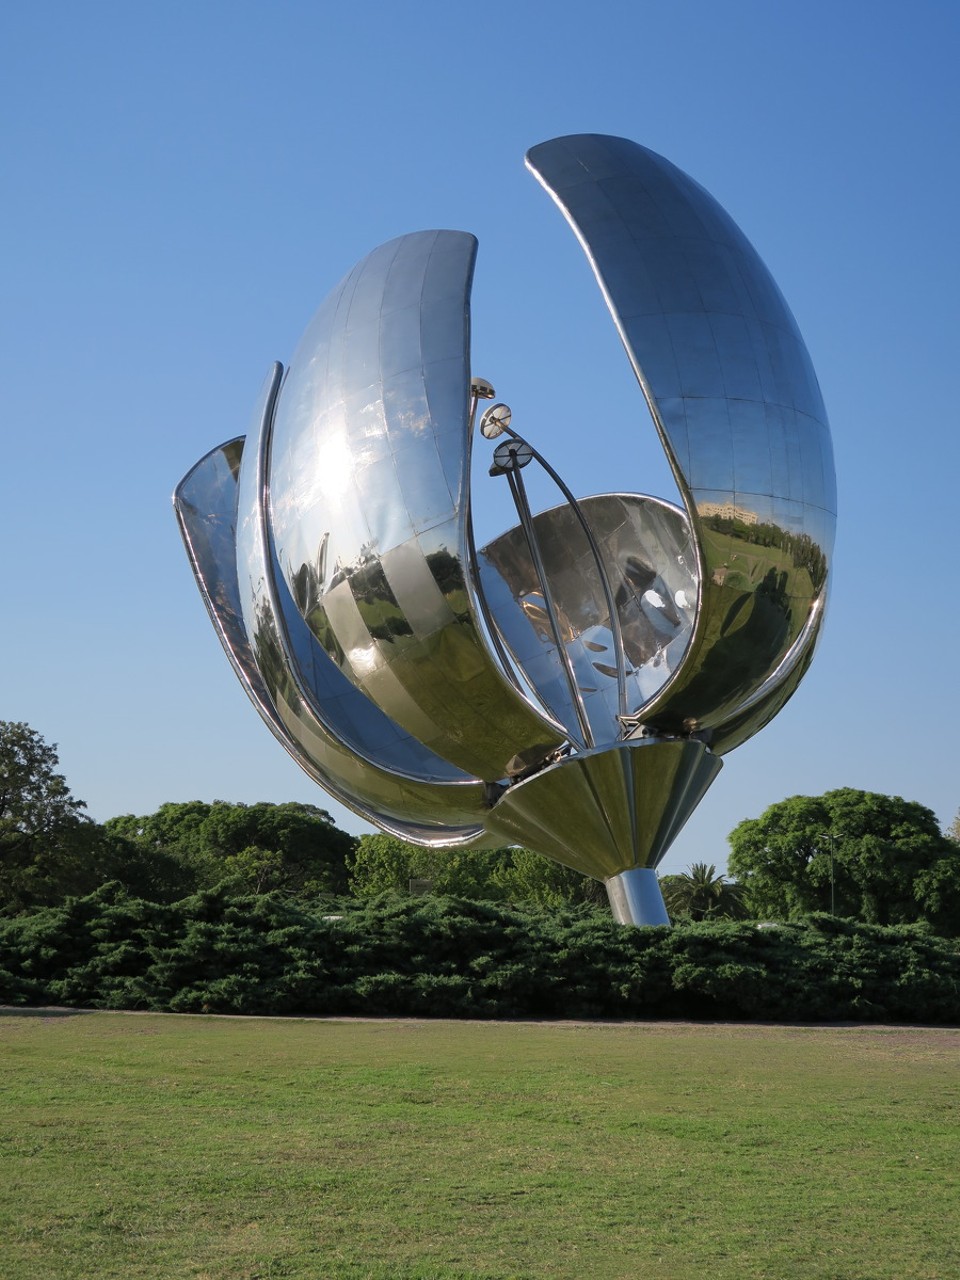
698,501,759,525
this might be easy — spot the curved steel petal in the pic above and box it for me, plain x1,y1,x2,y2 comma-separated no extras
706,593,826,755
174,371,496,847
254,369,476,787
526,135,836,741
268,230,565,780
477,493,696,742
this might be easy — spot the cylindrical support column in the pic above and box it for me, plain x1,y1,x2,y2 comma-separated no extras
605,867,670,926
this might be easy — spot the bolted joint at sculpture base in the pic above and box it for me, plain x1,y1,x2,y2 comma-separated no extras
175,134,835,927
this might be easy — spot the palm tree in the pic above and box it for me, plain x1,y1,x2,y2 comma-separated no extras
659,863,748,921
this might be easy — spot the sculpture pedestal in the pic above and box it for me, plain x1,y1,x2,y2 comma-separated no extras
605,867,670,926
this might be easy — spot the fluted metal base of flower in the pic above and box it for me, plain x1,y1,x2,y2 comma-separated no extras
605,867,671,926
484,737,722,890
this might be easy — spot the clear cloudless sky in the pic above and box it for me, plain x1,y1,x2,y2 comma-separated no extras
3,0,958,873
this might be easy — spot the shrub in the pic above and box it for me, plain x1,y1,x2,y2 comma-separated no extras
1,890,958,1023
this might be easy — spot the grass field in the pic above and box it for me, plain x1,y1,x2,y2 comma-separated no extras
1,1011,958,1279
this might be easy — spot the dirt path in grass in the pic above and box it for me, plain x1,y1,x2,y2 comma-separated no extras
3,1004,958,1043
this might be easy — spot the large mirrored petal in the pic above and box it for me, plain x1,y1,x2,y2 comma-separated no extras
526,135,836,742
268,231,565,780
174,370,494,847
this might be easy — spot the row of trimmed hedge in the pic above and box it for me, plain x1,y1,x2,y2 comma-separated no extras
1,883,958,1022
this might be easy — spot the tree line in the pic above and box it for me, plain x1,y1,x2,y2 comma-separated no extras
3,720,960,939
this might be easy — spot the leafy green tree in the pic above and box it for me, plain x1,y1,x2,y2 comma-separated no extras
346,835,512,899
911,857,960,938
198,801,354,896
0,723,206,911
346,834,420,896
659,863,748,921
0,721,87,834
106,800,354,898
346,834,602,906
727,788,960,931
105,801,220,883
493,847,606,907
0,721,96,911
220,845,287,895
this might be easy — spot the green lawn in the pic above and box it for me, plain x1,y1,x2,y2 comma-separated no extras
1,1012,958,1279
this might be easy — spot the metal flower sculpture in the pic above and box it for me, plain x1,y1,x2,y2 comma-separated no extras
175,135,835,925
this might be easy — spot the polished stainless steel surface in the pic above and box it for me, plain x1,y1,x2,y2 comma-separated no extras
500,447,595,749
526,135,835,751
484,737,722,880
488,421,633,726
176,133,834,927
477,494,695,747
175,368,496,848
606,869,671,927
267,230,564,782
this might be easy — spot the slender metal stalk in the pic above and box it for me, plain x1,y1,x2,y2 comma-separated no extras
507,464,594,750
499,425,630,723
464,382,533,700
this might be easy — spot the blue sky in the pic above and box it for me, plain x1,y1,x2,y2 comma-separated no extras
3,0,959,872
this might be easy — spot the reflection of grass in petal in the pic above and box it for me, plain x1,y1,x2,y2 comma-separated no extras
357,603,416,645
3,1013,958,1280
652,523,813,728
296,604,344,668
